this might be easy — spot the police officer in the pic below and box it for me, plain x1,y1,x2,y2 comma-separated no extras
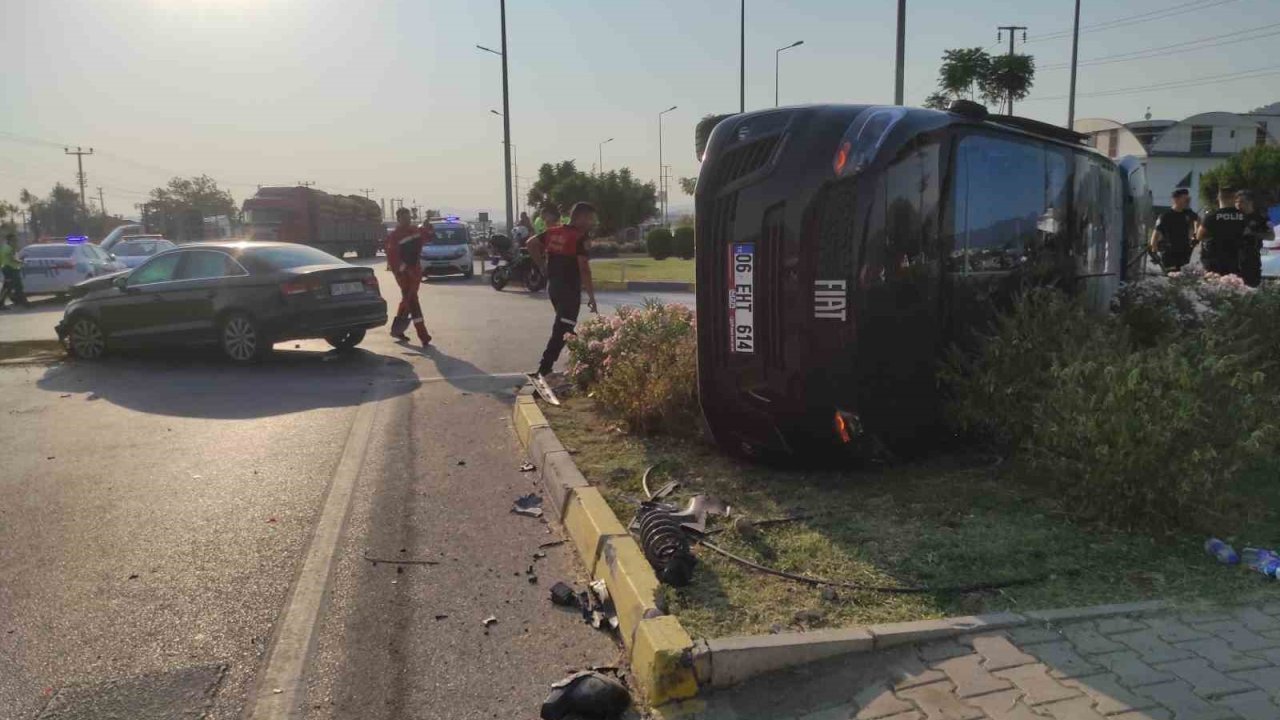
1150,188,1198,272
527,201,598,380
1235,190,1275,287
384,207,433,345
0,232,28,310
1197,187,1246,278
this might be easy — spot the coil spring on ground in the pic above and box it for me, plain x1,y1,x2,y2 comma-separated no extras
635,502,696,587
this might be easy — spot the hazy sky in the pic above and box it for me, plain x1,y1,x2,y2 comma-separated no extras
4,0,1278,223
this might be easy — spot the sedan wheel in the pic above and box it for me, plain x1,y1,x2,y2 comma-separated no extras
325,328,367,351
221,313,268,364
68,316,107,360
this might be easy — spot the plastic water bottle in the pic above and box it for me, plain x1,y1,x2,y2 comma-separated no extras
1242,548,1280,579
1205,538,1240,565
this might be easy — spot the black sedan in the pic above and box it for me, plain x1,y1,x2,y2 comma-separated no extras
56,242,387,363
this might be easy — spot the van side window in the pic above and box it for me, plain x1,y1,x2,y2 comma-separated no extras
952,134,1048,274
885,142,942,272
1073,155,1122,277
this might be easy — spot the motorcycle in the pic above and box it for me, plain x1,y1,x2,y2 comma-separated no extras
487,234,546,292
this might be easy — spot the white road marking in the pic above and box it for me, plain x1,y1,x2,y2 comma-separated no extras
244,382,387,720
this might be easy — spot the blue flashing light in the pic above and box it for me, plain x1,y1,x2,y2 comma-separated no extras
443,215,461,223
66,235,88,245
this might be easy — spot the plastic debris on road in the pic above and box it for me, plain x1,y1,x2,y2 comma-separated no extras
520,462,536,472
1205,537,1240,565
512,493,545,518
540,670,631,720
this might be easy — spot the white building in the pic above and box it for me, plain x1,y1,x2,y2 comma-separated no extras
1075,105,1280,211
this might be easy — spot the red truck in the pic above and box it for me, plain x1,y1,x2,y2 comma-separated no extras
242,186,383,259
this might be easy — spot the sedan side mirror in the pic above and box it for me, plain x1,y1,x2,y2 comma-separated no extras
113,274,130,291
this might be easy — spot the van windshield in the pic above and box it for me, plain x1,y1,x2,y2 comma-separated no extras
431,226,469,245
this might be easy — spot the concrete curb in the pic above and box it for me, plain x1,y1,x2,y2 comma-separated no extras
593,280,694,293
511,394,1186,701
512,390,699,706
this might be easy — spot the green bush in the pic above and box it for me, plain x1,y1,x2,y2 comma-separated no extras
565,301,698,434
672,226,695,259
591,240,619,258
946,280,1280,534
646,228,674,260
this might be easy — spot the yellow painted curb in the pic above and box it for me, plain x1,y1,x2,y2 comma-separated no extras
512,394,548,448
632,616,700,705
510,387,700,707
561,487,628,572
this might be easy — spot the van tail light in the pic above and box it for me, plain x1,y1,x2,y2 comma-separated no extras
281,278,318,296
362,274,379,293
53,261,75,270
833,409,862,445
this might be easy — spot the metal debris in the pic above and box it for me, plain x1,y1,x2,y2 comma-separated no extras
482,616,498,627
540,670,631,720
520,462,537,472
512,493,545,518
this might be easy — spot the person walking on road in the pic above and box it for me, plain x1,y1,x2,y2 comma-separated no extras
533,203,561,235
384,207,433,345
1151,188,1198,272
527,202,598,381
1235,190,1275,288
513,212,534,249
1198,187,1247,278
0,232,28,310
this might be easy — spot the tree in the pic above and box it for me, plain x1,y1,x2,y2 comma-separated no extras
525,161,657,236
19,184,81,238
145,175,236,242
924,92,952,111
937,48,991,104
679,177,697,196
1200,145,1280,208
980,54,1036,113
0,200,18,235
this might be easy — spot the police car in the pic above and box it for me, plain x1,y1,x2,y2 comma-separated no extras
19,236,127,296
420,217,475,279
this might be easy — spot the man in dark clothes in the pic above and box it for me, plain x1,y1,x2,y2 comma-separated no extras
1235,190,1275,287
527,201,598,380
1198,187,1246,278
1150,188,1198,272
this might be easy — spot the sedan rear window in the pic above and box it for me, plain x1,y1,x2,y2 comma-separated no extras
242,246,343,271
20,245,76,258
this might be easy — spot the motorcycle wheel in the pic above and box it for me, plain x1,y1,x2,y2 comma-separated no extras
491,266,510,291
525,264,546,292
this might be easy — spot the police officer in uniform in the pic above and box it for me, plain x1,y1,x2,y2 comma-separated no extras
1150,188,1198,272
1235,190,1275,287
1197,187,1246,278
527,201,598,380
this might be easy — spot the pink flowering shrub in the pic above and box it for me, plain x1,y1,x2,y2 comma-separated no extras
565,300,698,434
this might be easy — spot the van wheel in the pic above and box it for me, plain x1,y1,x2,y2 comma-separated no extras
68,315,107,360
220,312,270,364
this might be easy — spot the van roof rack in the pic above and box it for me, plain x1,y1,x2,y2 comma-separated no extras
985,114,1089,145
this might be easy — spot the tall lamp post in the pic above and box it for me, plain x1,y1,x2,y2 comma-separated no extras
598,137,614,176
1067,0,1082,129
894,0,906,105
476,0,513,233
775,40,803,107
739,0,746,113
490,110,521,218
658,105,677,228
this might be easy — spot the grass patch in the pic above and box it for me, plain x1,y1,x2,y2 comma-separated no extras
546,395,1280,640
590,258,694,284
0,339,65,365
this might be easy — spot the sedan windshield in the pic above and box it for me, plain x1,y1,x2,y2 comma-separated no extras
242,245,342,271
431,226,469,245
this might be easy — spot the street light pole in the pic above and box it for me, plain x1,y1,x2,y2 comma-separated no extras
740,0,746,113
598,137,614,176
658,106,677,227
775,40,803,108
894,0,906,105
476,3,513,234
1067,0,1082,129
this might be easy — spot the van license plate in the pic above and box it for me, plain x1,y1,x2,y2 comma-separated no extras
729,243,755,354
330,281,364,296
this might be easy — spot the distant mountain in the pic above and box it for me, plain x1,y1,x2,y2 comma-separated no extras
1251,101,1280,115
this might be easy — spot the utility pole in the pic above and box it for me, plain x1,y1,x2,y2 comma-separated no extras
359,188,374,199
894,0,906,105
1067,0,1081,130
64,146,94,216
997,25,1028,115
775,41,803,108
97,187,107,217
297,181,315,188
381,197,386,219
740,0,746,113
598,137,614,176
658,105,678,228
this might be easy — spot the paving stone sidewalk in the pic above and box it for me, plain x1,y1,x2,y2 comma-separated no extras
686,602,1280,720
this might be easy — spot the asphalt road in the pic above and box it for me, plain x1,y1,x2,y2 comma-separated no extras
0,259,692,719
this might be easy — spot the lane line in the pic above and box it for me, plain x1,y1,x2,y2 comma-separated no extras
244,382,387,720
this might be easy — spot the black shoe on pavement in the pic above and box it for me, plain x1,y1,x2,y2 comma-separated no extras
391,332,409,342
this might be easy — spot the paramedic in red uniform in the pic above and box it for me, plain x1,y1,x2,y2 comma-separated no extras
384,207,433,345
527,201,598,380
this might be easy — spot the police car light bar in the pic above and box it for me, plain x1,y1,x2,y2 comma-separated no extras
66,235,88,244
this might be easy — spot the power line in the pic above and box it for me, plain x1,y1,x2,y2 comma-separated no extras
1028,0,1238,43
1022,64,1280,102
1041,22,1280,70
